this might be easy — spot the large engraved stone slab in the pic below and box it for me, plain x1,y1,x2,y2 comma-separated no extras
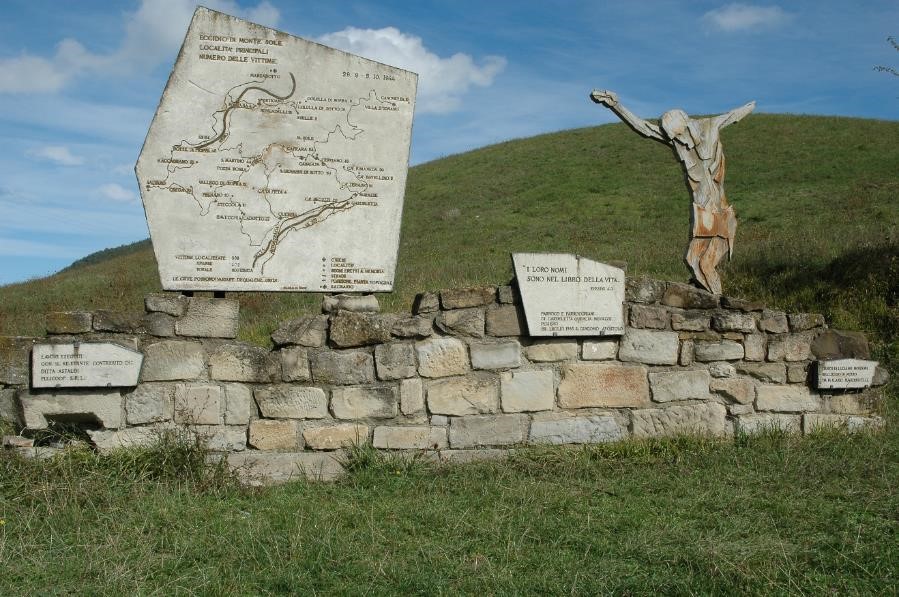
32,343,143,388
512,253,624,336
136,8,417,292
817,359,877,389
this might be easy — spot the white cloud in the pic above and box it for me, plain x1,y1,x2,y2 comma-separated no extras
26,145,84,166
98,183,138,203
702,4,791,32
319,27,507,114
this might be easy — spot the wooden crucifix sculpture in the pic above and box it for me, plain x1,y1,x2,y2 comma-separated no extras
590,90,755,294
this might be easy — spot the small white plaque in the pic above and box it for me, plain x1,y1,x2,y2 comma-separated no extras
32,343,143,388
817,358,877,389
512,253,625,337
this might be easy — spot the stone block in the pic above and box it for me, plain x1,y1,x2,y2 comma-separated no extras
427,375,498,416
694,340,744,362
412,292,440,314
416,338,469,378
0,336,35,385
525,339,579,362
430,415,449,426
679,340,694,366
582,339,617,361
20,389,122,430
758,310,789,334
310,350,375,385
826,394,874,415
803,413,881,434
390,315,434,339
440,286,496,309
303,423,370,450
192,425,247,452
755,385,821,412
174,383,222,424
728,404,755,416
735,362,787,383
558,363,650,409
3,435,33,448
225,452,344,485
872,366,890,387
743,333,766,362
710,377,756,404
787,363,809,383
88,425,169,453
400,378,425,415
789,313,825,332
175,298,239,338
501,369,554,412
810,330,870,360
735,413,801,435
270,315,329,348
145,293,189,317
331,386,397,419
374,343,417,380
141,340,206,382
485,305,525,337
373,425,448,449
254,385,328,419
93,310,146,333
768,333,813,362
661,282,718,310
529,412,626,445
209,343,279,382
249,419,302,450
618,329,679,365
0,388,20,426
625,277,666,304
631,402,729,438
711,311,756,333
46,311,92,334
280,346,311,382
329,311,392,347
649,370,710,403
497,285,518,304
720,296,764,312
708,362,736,378
224,383,256,425
141,312,176,337
629,304,670,329
436,308,485,338
671,311,711,332
322,294,380,313
448,413,528,448
125,383,175,424
470,341,521,370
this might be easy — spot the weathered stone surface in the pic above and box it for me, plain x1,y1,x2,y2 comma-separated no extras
436,308,485,338
670,310,710,332
497,285,518,304
720,296,764,312
175,298,239,338
618,329,679,365
629,304,670,329
707,362,736,378
145,293,189,317
331,386,397,420
810,330,870,360
400,378,425,415
679,340,694,366
529,412,626,444
694,340,743,362
280,346,311,382
735,413,801,434
728,404,754,416
125,383,174,424
303,423,370,450
787,363,809,383
440,287,496,309
174,383,222,424
582,339,618,361
390,315,434,339
743,333,766,362
736,362,787,383
427,375,498,416
649,370,710,403
412,292,440,314
873,366,889,387
373,425,447,449
20,389,122,430
449,414,528,448
661,282,718,310
322,294,380,313
525,339,578,362
254,386,328,419
249,419,302,450
710,377,756,404
3,435,33,448
631,402,729,438
803,413,881,434
470,341,521,370
310,350,375,385
141,340,206,382
46,311,92,334
329,312,392,348
415,338,469,378
0,388,20,426
679,330,721,341
141,312,176,337
625,277,666,304
758,310,789,334
485,305,525,337
374,343,417,380
224,383,255,425
558,363,650,408
0,336,35,385
712,311,756,333
768,333,812,362
755,385,821,412
500,369,554,413
225,452,344,485
92,310,146,333
827,394,874,415
430,415,449,426
209,343,279,383
271,315,329,348
88,425,168,453
789,313,825,332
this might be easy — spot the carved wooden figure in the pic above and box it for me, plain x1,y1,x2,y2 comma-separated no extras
590,90,755,294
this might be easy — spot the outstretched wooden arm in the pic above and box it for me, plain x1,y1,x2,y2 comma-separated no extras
590,89,666,143
715,101,756,129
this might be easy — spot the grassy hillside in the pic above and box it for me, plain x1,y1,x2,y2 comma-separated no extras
1,114,896,362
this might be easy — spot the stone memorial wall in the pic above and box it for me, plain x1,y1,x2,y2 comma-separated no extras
0,277,888,484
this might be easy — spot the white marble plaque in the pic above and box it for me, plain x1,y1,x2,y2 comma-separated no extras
136,7,417,292
32,343,143,388
817,359,877,389
512,253,625,337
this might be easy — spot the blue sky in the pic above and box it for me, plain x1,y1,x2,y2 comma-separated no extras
0,0,896,285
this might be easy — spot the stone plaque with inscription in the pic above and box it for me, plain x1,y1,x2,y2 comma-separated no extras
32,343,143,389
512,253,625,337
817,358,877,390
136,7,417,292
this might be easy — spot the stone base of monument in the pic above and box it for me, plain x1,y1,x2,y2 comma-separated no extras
0,278,888,485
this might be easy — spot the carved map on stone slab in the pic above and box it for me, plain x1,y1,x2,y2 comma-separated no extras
512,253,625,336
136,7,417,292
32,343,143,389
817,358,878,390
